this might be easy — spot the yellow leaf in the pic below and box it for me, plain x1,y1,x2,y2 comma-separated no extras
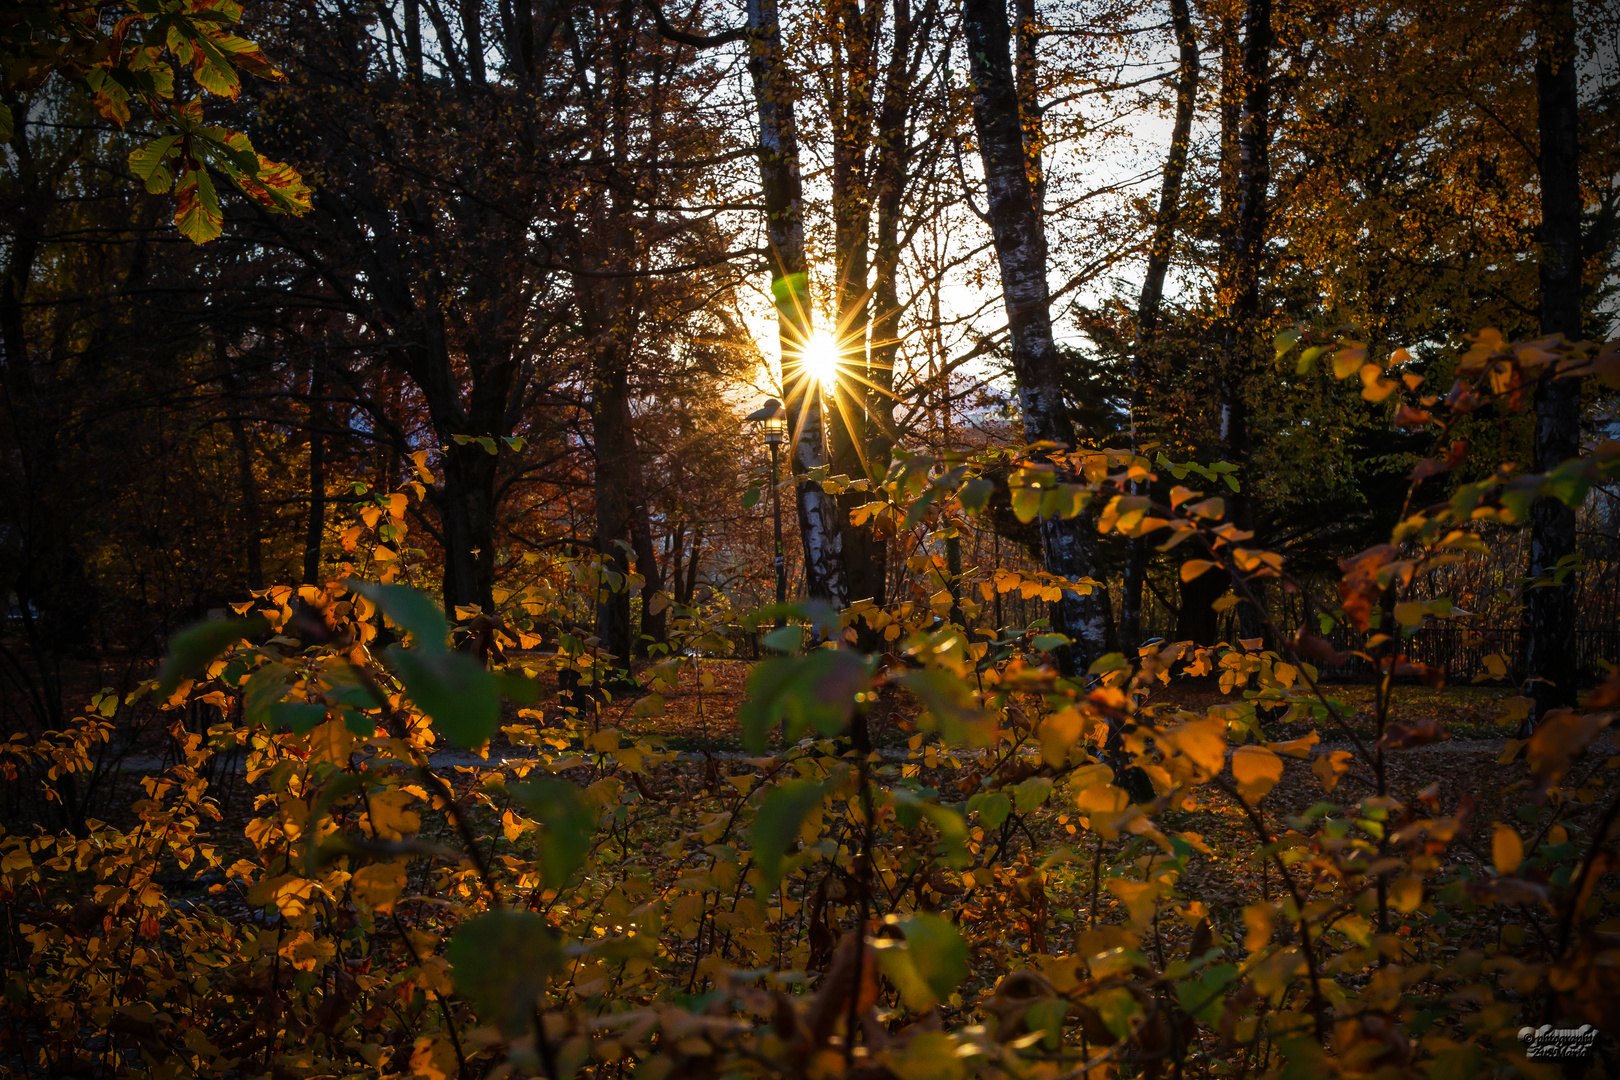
1180,559,1218,583
1250,946,1304,1001
1312,749,1353,792
1267,732,1318,758
368,788,421,840
306,718,354,765
1162,717,1226,776
1332,343,1367,379
410,1036,460,1080
1243,903,1272,953
1038,707,1084,767
1231,745,1283,804
1390,876,1422,914
501,809,531,842
1105,878,1162,927
1493,824,1524,875
352,860,407,914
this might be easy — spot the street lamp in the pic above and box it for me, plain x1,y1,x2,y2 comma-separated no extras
745,398,788,626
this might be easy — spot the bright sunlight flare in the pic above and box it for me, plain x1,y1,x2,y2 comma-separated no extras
799,329,841,385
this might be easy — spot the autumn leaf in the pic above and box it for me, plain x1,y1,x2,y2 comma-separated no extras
1231,745,1283,804
1161,716,1226,777
1492,825,1524,875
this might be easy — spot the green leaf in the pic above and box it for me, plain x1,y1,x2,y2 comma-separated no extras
157,616,266,696
743,486,762,509
761,625,803,653
496,671,541,705
174,168,223,243
1025,997,1067,1049
510,777,596,887
1011,486,1043,523
959,476,995,513
348,580,449,653
503,436,526,452
129,134,180,186
977,791,1011,830
1175,963,1237,1024
269,702,328,733
1087,652,1129,675
1013,776,1053,814
341,710,376,737
1031,633,1069,652
446,910,563,1034
243,661,290,725
1273,328,1301,358
388,645,499,746
898,669,994,748
872,913,969,1011
1499,474,1541,523
1089,985,1143,1041
751,777,832,890
739,649,869,753
1296,344,1328,375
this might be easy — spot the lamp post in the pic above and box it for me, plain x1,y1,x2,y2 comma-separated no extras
745,398,788,627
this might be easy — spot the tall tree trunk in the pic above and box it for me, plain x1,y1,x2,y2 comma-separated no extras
1526,0,1582,722
303,366,327,586
828,0,882,611
1214,0,1270,641
962,0,1109,668
684,525,704,604
748,0,845,607
1122,0,1200,648
592,357,639,665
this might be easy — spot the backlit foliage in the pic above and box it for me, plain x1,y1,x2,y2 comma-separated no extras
2,332,1617,1077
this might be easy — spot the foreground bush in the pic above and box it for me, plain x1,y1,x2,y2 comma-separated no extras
2,331,1617,1078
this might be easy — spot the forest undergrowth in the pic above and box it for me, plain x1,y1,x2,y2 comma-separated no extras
2,331,1619,1080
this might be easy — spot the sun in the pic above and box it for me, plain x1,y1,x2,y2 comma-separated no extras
799,329,841,386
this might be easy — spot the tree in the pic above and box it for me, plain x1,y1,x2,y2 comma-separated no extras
1525,0,1583,721
961,0,1110,666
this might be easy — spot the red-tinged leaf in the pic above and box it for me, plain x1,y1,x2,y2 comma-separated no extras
1376,717,1446,751
174,169,223,243
1393,403,1431,428
1290,629,1349,665
1337,544,1398,632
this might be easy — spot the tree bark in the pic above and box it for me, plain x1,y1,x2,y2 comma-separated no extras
1215,0,1271,642
1526,0,1582,721
962,0,1109,668
747,0,846,607
827,0,884,612
1122,0,1200,648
